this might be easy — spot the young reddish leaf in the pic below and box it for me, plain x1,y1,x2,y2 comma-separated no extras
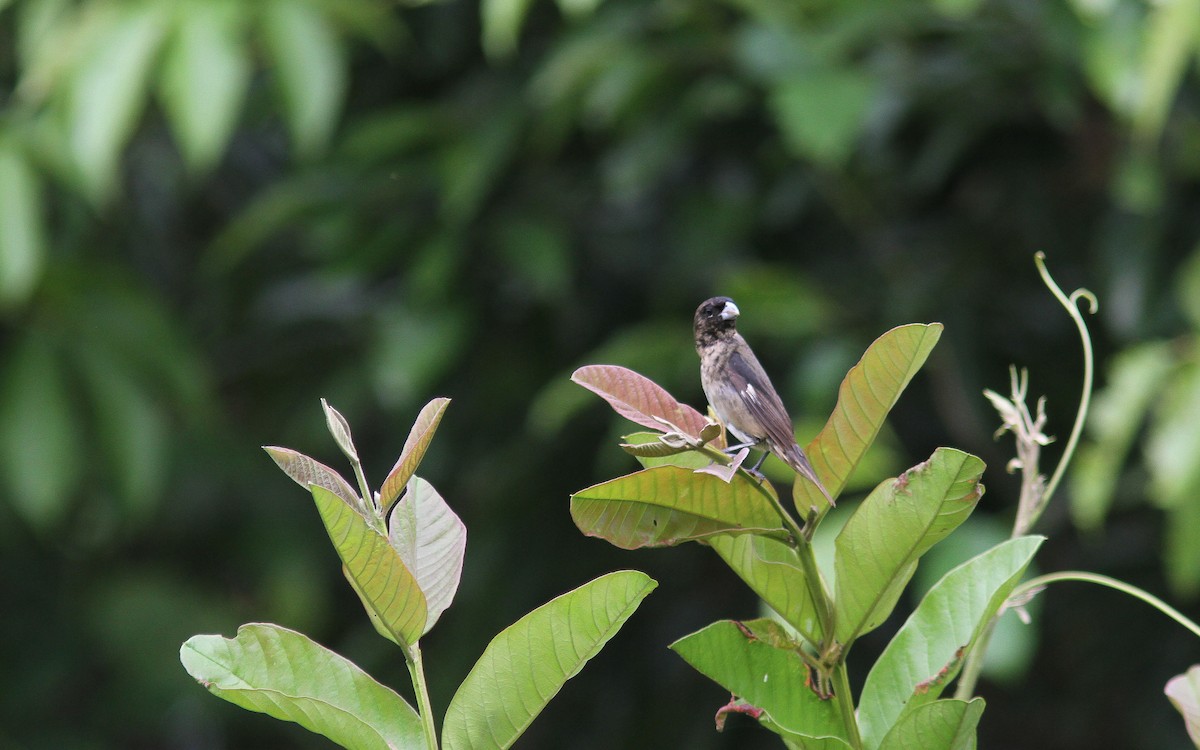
572,364,710,439
571,465,785,549
320,398,358,462
264,446,360,511
379,397,450,513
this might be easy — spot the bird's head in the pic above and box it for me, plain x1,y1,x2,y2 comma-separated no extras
694,296,740,346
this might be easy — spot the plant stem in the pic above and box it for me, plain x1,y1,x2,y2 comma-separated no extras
952,614,998,701
1034,252,1097,510
833,662,863,749
1014,571,1200,639
407,642,440,750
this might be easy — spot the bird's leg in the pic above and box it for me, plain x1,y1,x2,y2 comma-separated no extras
749,450,769,473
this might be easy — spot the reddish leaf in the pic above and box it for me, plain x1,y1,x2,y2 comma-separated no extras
572,365,710,439
379,397,451,514
264,446,360,510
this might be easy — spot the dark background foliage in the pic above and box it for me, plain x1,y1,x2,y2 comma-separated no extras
2,0,1199,747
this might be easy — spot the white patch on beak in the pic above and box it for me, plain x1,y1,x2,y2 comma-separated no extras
720,301,740,320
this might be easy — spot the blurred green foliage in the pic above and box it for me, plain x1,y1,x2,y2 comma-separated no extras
2,0,1200,747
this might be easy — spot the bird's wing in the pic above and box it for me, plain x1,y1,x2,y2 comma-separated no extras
727,346,833,503
725,347,800,451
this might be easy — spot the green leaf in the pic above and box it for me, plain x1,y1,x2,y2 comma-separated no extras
833,448,984,645
670,619,847,742
796,323,943,512
858,536,1044,750
442,570,656,750
1071,342,1174,531
769,67,876,167
1165,665,1200,749
1133,0,1200,144
571,465,786,549
1146,359,1200,509
311,485,427,647
159,0,252,172
72,342,169,521
572,364,713,440
65,2,170,201
388,476,466,635
181,623,422,750
379,397,451,514
878,698,985,750
0,334,82,530
0,143,46,309
260,0,346,157
264,446,361,511
709,533,823,643
481,0,536,59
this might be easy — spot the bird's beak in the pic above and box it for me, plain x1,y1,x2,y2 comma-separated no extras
720,301,740,320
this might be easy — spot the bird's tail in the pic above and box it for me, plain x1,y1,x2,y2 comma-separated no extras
776,441,834,506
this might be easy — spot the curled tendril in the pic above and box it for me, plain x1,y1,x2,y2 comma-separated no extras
1033,252,1096,506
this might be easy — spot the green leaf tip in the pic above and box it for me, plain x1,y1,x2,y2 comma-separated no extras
442,570,656,749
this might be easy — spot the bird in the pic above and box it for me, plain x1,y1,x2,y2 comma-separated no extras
693,296,833,504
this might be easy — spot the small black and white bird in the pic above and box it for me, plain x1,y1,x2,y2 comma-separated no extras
694,296,833,504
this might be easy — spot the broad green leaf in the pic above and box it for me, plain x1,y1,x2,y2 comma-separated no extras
1071,342,1173,531
878,698,985,750
388,476,466,634
72,342,168,520
1133,0,1200,144
1146,360,1200,509
572,364,712,439
181,623,422,750
0,144,45,309
1165,665,1200,749
0,335,82,530
769,67,875,167
481,0,536,59
571,465,786,549
311,485,427,646
66,2,169,201
833,448,984,645
264,446,361,511
159,0,251,172
670,619,847,742
442,570,656,750
1145,361,1200,594
709,533,823,643
379,397,451,514
772,727,853,750
796,323,943,512
858,536,1044,750
260,0,346,157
